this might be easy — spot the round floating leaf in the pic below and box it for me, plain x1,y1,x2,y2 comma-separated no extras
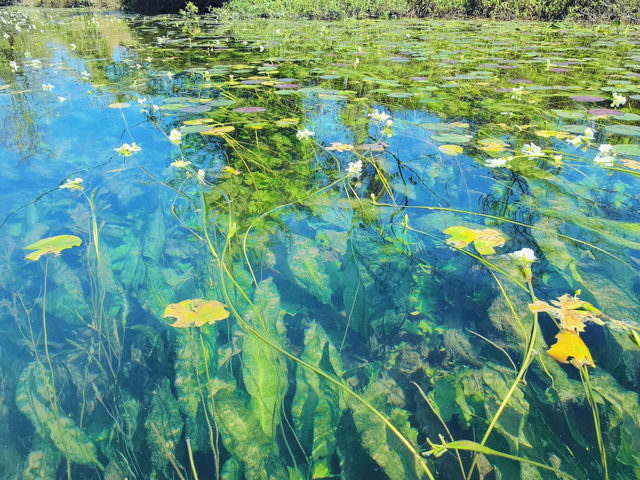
552,110,585,120
443,226,505,255
245,121,268,129
605,124,640,137
431,133,472,144
534,130,572,139
275,117,299,127
234,106,266,113
201,126,235,135
569,95,605,102
612,144,640,157
354,142,389,152
617,113,640,122
587,108,623,117
163,299,230,328
208,98,236,106
438,144,463,156
108,102,130,109
547,330,595,369
24,234,82,261
182,124,214,134
477,139,509,153
180,105,211,113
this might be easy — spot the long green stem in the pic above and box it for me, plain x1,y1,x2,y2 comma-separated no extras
581,367,608,480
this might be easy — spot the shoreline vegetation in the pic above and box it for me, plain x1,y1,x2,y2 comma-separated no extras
2,0,639,23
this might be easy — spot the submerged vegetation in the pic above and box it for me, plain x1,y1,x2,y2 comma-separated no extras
1,6,640,479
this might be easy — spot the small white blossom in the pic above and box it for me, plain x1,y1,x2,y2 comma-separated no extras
510,248,537,263
611,92,626,108
41,83,54,91
70,43,77,51
485,157,509,168
60,177,84,191
598,144,613,154
137,96,147,105
197,169,206,183
593,154,614,167
80,70,90,79
553,154,562,166
168,128,182,145
9,60,18,71
114,142,141,157
296,128,314,140
510,86,524,99
157,36,169,45
583,127,595,141
368,109,391,123
521,143,543,157
57,96,67,103
566,135,583,147
346,160,363,177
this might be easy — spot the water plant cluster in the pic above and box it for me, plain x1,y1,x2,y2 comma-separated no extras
1,7,640,479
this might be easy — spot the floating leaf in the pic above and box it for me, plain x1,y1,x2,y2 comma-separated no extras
443,226,506,255
163,299,229,328
621,158,640,170
612,144,640,157
477,138,508,153
606,125,640,137
528,294,604,333
201,125,235,135
547,330,595,369
534,129,572,139
275,117,299,127
326,142,353,152
234,106,266,113
431,133,472,144
570,95,605,102
108,102,130,109
24,235,82,261
438,144,463,156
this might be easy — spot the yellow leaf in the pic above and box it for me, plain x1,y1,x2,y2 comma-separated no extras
449,122,469,129
528,294,604,333
326,142,354,152
477,138,509,153
438,144,464,156
547,330,595,369
443,226,505,255
163,299,230,328
201,126,235,135
534,130,571,139
24,235,82,261
108,102,130,109
621,158,640,170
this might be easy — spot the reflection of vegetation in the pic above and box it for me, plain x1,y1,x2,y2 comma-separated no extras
1,8,640,480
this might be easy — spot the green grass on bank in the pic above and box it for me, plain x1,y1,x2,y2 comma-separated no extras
1,0,638,22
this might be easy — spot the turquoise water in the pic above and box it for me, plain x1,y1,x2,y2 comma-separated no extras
1,8,640,479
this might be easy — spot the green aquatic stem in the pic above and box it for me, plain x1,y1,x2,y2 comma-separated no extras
580,366,608,480
195,184,436,480
465,279,539,480
429,440,575,479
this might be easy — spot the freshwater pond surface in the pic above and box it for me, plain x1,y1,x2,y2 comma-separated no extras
1,8,640,479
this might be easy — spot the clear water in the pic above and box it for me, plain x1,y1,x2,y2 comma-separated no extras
1,8,640,479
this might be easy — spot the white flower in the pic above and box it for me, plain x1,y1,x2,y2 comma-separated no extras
510,248,537,263
521,143,543,157
259,45,264,52
296,128,314,140
553,154,562,166
157,36,169,45
31,59,41,69
368,109,391,123
2,33,9,39
41,83,54,91
114,142,141,157
152,104,159,111
598,144,613,154
70,43,77,51
197,169,205,183
80,70,90,80
566,135,583,147
168,128,182,145
57,96,67,103
485,157,508,168
593,154,614,167
611,92,626,108
60,177,84,191
9,60,18,71
346,160,363,177
583,127,595,141
137,96,147,104
510,86,524,99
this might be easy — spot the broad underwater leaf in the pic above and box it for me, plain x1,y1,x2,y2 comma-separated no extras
144,378,183,472
547,331,595,369
163,298,230,328
16,363,102,468
288,234,333,305
242,279,287,438
529,294,604,333
292,323,344,478
443,226,506,254
24,234,81,261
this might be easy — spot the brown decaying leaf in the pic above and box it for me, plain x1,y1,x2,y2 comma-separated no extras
547,330,595,369
528,294,604,333
163,299,230,328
